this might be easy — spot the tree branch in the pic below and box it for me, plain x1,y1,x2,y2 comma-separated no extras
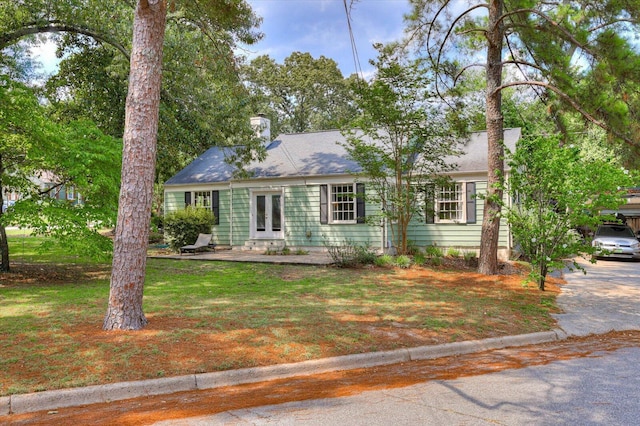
0,21,130,60
498,8,596,57
493,80,636,148
589,18,638,33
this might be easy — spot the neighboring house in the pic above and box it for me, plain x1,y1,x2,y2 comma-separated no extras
164,117,521,259
602,187,640,233
2,171,82,212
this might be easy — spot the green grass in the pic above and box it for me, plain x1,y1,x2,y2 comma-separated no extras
0,235,560,396
5,232,101,264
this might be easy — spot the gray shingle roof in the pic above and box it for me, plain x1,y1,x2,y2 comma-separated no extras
165,128,521,186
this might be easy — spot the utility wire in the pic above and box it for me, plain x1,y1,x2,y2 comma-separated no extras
343,0,364,81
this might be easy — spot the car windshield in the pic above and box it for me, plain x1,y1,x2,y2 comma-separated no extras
596,225,635,238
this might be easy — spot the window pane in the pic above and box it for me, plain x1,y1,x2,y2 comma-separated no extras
256,195,265,231
331,184,355,222
194,191,211,208
271,195,281,231
437,183,463,221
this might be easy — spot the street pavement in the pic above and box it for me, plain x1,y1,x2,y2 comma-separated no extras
155,347,640,425
152,258,640,425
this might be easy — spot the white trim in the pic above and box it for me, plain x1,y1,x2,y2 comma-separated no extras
435,181,467,224
249,188,285,239
329,183,357,224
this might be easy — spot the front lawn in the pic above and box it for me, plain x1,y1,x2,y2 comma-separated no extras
0,236,561,396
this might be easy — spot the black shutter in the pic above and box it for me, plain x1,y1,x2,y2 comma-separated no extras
356,183,365,223
184,191,191,208
425,185,435,224
320,185,328,224
466,182,476,224
212,190,220,225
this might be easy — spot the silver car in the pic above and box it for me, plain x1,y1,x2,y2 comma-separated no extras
592,223,640,260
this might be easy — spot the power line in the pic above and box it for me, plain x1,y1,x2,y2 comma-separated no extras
343,0,364,80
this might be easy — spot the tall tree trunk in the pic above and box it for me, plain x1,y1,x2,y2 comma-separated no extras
0,156,9,272
103,0,167,330
0,222,9,273
478,0,505,275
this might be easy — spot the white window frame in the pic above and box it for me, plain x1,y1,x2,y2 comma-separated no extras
330,183,357,224
66,186,75,200
435,182,466,224
194,191,211,209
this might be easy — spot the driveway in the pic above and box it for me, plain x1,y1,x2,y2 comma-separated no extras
553,257,640,336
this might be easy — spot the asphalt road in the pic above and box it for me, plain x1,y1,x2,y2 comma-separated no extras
153,258,640,426
155,346,640,425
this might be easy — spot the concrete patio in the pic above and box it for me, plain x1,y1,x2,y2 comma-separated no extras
149,248,334,266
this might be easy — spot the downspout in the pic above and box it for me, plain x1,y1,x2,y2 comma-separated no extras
381,216,386,254
229,183,233,248
505,174,512,257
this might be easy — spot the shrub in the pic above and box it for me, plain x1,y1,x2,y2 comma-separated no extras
405,240,421,256
394,254,412,269
374,254,394,267
150,214,164,233
325,239,377,267
463,250,478,267
163,206,215,251
148,231,164,244
426,256,442,266
424,244,443,258
446,247,461,258
413,252,426,265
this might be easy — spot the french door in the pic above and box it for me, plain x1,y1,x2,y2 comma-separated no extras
251,190,283,239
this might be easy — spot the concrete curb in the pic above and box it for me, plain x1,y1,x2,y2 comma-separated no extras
2,330,567,416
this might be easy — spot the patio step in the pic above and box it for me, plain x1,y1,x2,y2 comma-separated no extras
243,239,286,251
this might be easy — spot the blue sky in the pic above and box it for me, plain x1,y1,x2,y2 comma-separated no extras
243,0,411,77
31,0,411,78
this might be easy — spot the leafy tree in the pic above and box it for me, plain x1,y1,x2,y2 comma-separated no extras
0,76,121,271
1,0,263,329
243,52,358,134
405,0,640,275
40,18,257,179
0,42,40,82
0,76,46,271
504,134,637,291
343,45,464,255
103,0,261,331
43,41,128,141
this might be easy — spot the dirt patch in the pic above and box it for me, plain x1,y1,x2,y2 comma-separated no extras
5,331,640,426
0,263,110,287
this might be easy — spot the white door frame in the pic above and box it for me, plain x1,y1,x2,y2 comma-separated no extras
250,189,285,239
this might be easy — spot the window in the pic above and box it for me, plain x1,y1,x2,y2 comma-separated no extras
331,184,356,223
185,190,220,225
320,183,365,224
437,183,464,222
194,191,211,208
67,186,75,200
426,182,476,224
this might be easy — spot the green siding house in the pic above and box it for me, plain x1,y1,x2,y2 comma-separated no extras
164,118,520,259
